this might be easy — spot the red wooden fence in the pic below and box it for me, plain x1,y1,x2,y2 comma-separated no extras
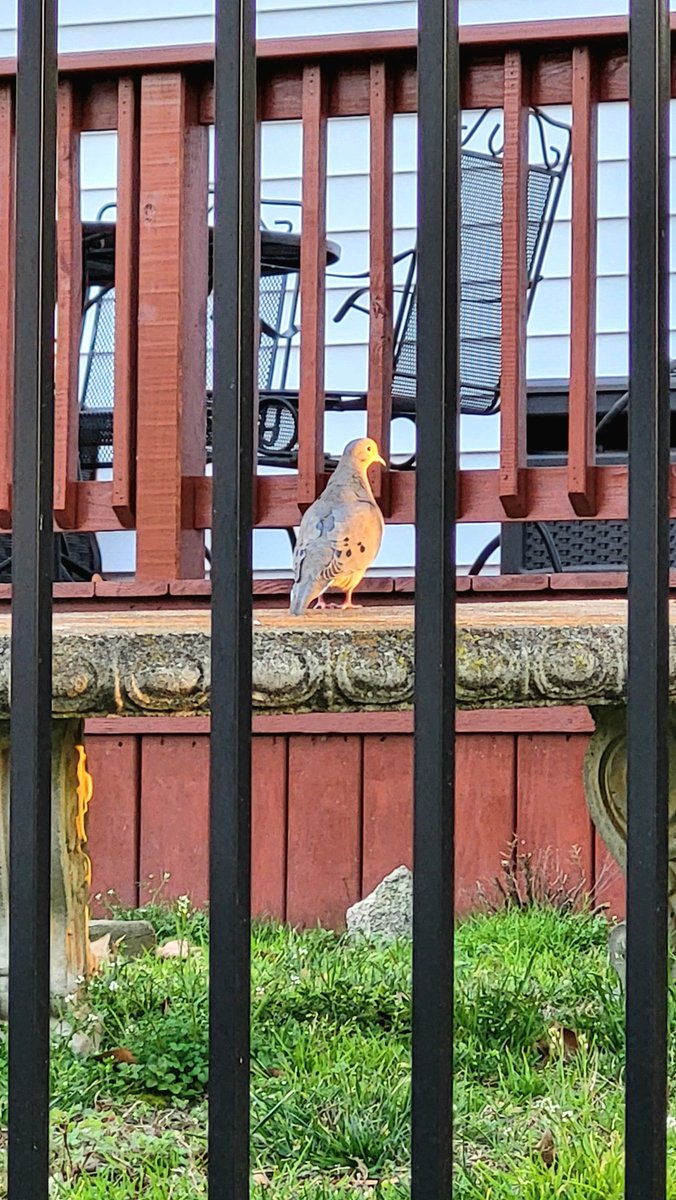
85,710,625,927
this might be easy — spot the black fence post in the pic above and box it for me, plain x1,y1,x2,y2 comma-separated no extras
626,1,670,1197
208,0,257,1195
412,0,460,1196
8,1,58,1197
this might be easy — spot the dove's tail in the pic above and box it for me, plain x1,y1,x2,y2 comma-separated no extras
290,578,316,616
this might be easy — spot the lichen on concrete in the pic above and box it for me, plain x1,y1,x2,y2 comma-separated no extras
0,599,674,716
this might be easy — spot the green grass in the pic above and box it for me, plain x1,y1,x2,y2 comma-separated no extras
0,900,672,1196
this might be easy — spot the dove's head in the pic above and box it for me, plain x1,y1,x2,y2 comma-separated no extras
341,438,386,473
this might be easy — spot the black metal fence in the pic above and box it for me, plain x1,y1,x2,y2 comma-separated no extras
6,1,672,1198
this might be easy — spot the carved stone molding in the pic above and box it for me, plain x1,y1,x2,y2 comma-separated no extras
0,603,671,716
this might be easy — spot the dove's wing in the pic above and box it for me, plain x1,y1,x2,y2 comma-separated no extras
290,495,383,613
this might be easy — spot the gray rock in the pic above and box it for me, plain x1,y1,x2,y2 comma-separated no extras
346,866,412,941
88,918,156,958
608,921,626,990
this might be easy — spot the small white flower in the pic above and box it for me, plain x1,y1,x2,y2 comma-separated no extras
108,980,119,992
64,993,77,1005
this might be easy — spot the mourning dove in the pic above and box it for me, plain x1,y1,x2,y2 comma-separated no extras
289,438,385,615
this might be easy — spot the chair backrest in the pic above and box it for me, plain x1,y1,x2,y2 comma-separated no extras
389,113,571,416
205,268,300,395
78,286,116,476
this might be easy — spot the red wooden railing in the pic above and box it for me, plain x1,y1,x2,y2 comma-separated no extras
0,17,673,581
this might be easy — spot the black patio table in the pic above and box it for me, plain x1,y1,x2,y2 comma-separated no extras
81,221,341,291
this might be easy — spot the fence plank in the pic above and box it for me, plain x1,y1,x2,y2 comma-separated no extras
499,50,529,518
516,733,594,895
455,734,515,913
362,734,412,894
297,63,327,507
86,735,140,910
367,59,393,511
136,72,208,579
286,734,362,926
112,77,140,523
568,46,598,516
0,84,14,525
139,733,210,905
54,80,82,527
252,736,288,921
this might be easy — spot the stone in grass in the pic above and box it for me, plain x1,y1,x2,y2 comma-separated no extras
346,866,412,942
88,919,156,959
608,921,626,991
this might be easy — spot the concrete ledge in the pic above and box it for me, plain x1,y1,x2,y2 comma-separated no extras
0,599,657,716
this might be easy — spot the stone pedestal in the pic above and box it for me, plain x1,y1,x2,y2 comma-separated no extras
585,706,676,930
0,719,91,1016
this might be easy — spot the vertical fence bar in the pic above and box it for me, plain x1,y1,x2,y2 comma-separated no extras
499,50,528,518
298,64,327,508
626,1,670,1197
0,83,15,525
53,78,82,528
209,0,256,1192
112,76,140,524
8,0,57,1196
412,0,459,1196
567,45,598,517
367,59,393,512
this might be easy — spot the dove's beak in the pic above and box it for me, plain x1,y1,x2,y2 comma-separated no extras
375,454,386,467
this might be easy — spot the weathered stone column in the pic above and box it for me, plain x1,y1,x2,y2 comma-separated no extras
0,719,91,1016
584,706,676,932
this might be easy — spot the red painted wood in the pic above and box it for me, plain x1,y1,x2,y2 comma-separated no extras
455,734,516,913
367,59,393,509
499,50,528,518
136,73,208,579
516,732,594,898
193,463,644,530
85,707,596,738
1,17,675,85
138,734,288,918
362,733,516,914
139,734,210,905
252,737,288,921
113,77,140,522
594,830,625,919
297,64,328,507
568,46,598,515
362,735,412,895
54,80,82,528
286,734,362,927
0,84,13,525
86,735,140,911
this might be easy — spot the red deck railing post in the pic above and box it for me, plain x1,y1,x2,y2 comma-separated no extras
112,76,140,525
499,49,529,519
136,71,208,580
0,83,14,526
54,79,82,528
367,58,394,513
568,45,599,516
298,63,328,509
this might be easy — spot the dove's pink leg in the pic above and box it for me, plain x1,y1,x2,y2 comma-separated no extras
339,590,363,609
314,594,328,610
